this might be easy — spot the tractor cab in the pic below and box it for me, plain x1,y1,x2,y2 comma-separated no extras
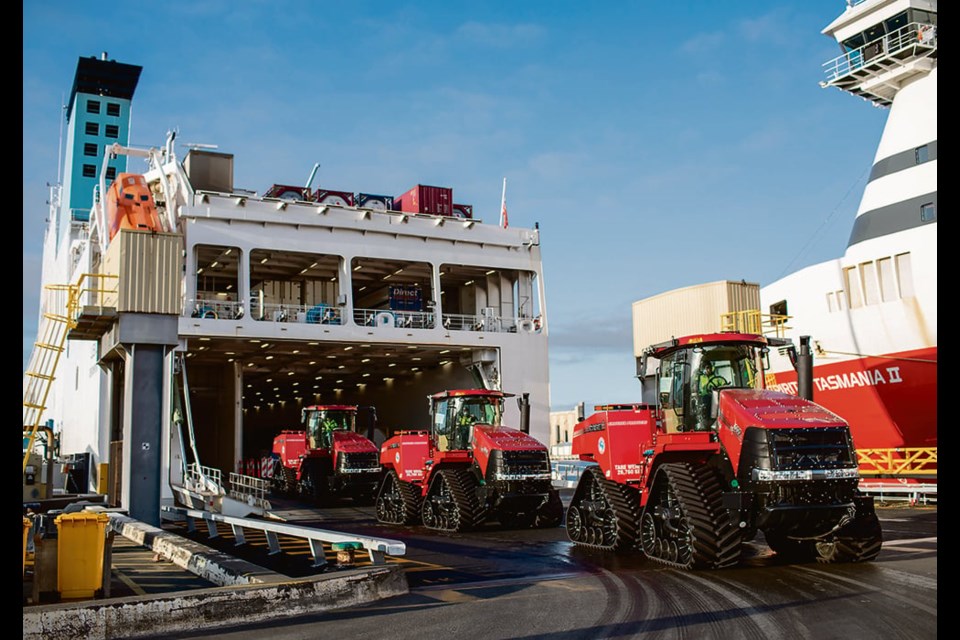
644,334,772,433
429,389,510,452
302,405,358,450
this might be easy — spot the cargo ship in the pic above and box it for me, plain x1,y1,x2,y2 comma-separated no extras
23,53,550,524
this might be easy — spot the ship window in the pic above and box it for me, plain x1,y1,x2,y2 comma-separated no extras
86,99,100,114
835,290,846,311
105,167,116,181
107,102,121,117
915,145,929,164
861,261,880,305
85,122,99,136
920,202,935,222
878,257,897,302
910,10,937,27
83,143,98,157
826,292,836,313
105,124,119,139
82,164,96,178
864,23,885,42
895,252,914,297
843,266,863,309
884,12,908,33
842,32,865,52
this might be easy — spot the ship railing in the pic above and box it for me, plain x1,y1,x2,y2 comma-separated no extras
188,297,347,324
822,21,937,84
354,308,436,329
440,312,543,334
184,462,225,496
720,310,791,338
228,472,271,511
188,297,245,320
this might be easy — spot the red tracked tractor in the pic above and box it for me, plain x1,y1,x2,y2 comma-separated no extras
565,332,882,569
270,404,382,504
375,389,563,532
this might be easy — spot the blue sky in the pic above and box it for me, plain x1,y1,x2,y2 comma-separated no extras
22,1,887,411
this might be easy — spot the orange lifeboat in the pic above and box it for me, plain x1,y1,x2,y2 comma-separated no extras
105,173,164,240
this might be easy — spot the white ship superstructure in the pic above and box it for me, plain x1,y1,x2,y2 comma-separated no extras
24,54,550,524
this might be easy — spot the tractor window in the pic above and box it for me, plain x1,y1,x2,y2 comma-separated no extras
304,409,355,449
658,352,694,433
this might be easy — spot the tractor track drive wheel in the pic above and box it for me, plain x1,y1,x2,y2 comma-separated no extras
639,462,741,570
421,468,486,533
566,465,641,551
375,470,422,525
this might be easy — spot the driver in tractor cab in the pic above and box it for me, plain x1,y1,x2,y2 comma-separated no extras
319,416,338,448
452,407,475,450
696,360,728,430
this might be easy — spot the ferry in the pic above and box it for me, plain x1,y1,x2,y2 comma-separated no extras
760,0,937,475
23,53,550,524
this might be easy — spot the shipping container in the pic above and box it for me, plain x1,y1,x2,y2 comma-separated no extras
394,184,453,216
452,203,473,219
631,280,761,357
313,189,355,207
357,193,394,211
102,229,183,314
263,184,311,201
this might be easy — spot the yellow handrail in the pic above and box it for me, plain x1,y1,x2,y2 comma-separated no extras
22,274,118,475
857,447,938,477
719,310,791,338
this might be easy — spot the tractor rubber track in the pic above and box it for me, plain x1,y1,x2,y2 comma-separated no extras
423,468,487,533
643,462,741,570
567,466,642,552
375,470,422,525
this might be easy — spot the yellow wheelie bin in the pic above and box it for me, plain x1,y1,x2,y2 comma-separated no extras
55,511,109,599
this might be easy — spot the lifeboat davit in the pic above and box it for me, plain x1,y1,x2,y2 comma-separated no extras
105,173,164,240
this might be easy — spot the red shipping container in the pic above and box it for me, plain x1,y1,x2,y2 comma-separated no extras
395,184,452,216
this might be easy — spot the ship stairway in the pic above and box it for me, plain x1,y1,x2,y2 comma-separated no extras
22,274,117,474
170,354,271,519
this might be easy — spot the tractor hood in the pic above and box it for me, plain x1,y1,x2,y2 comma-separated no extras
331,430,378,453
473,424,548,452
720,389,848,429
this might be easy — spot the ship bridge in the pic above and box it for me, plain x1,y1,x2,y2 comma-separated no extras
820,1,937,106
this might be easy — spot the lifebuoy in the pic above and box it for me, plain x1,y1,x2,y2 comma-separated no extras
518,319,534,332
201,307,218,319
375,311,396,327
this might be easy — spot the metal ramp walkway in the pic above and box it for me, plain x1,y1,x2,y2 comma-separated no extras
168,353,272,519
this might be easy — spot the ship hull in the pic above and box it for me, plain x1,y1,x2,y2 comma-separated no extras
766,345,937,451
